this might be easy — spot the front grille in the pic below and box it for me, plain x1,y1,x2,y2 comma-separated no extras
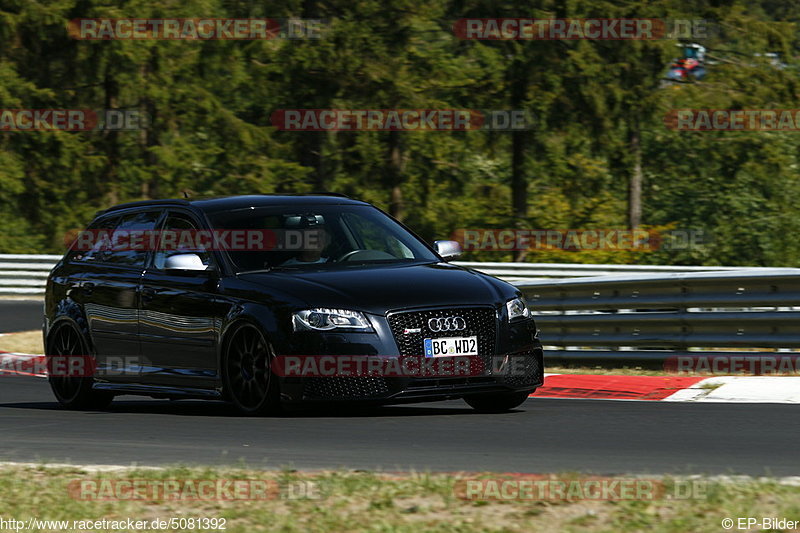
302,377,390,399
387,307,497,374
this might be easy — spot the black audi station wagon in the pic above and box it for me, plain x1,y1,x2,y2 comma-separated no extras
44,195,543,414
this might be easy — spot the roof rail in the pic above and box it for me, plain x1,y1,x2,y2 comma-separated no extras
102,198,191,213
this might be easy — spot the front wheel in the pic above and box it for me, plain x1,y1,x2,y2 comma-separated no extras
463,391,532,413
47,324,113,410
223,323,281,416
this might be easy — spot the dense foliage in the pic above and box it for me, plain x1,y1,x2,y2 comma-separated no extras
1,0,799,265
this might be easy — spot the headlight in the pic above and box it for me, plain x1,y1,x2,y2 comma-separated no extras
293,308,372,331
506,297,530,321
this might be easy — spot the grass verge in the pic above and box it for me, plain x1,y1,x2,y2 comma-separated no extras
0,330,43,354
1,465,799,532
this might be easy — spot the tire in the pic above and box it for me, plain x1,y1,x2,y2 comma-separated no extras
222,323,281,416
463,391,532,413
47,324,113,410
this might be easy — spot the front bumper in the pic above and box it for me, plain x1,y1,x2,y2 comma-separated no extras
279,346,543,404
280,341,544,404
279,310,543,404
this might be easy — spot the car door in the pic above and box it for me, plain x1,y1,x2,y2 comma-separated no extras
138,210,222,389
79,209,162,379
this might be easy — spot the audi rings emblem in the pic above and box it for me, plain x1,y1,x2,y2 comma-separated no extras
427,316,467,332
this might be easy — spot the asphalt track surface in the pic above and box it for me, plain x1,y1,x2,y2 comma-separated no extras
0,300,43,333
1,301,798,476
1,376,798,475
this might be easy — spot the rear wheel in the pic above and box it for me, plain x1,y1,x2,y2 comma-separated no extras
47,324,113,410
223,323,280,416
464,391,532,413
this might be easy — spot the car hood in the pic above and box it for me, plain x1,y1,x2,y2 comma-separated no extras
236,262,513,314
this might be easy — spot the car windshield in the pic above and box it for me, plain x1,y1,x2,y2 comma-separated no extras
206,204,439,272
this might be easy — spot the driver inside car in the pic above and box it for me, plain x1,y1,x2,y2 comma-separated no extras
280,218,333,266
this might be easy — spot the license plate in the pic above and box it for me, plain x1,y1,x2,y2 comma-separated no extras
424,336,478,357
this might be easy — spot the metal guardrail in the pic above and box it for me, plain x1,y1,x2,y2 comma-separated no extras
453,261,761,282
0,256,763,296
0,254,62,295
514,269,800,367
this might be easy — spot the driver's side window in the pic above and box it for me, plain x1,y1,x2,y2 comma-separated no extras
153,214,212,270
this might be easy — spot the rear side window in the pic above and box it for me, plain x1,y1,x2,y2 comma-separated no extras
69,215,119,263
103,210,162,267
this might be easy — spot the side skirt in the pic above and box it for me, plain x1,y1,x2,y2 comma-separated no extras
93,382,223,400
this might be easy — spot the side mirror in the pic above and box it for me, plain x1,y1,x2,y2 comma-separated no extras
433,240,462,261
164,253,210,274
